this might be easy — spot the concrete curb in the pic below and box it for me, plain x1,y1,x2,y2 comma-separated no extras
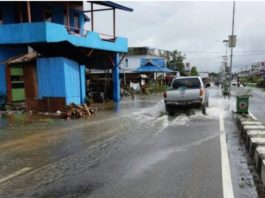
234,113,265,185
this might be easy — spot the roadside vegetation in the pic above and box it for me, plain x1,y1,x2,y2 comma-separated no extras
240,77,265,88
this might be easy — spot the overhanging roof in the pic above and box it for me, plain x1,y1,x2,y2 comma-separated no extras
30,42,116,68
88,1,133,12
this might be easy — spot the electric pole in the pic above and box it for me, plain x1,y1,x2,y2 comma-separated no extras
229,1,236,95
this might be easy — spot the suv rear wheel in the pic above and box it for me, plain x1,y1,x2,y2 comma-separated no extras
202,104,206,115
166,105,174,116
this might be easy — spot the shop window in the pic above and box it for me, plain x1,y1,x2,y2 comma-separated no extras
10,67,25,102
44,7,52,22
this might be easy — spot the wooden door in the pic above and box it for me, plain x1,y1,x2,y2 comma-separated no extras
23,64,37,100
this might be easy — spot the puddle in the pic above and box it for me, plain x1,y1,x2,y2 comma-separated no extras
127,147,185,177
127,133,218,178
0,114,8,129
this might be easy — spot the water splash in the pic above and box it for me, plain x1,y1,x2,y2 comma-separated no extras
131,95,233,135
133,100,166,122
206,97,231,119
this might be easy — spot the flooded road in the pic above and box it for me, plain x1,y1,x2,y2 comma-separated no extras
0,87,258,197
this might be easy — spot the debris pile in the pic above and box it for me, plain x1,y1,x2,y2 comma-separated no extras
61,103,97,119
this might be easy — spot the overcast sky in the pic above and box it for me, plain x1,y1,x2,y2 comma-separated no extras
85,1,265,73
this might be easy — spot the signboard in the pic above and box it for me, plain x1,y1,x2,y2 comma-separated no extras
229,35,237,47
239,101,248,110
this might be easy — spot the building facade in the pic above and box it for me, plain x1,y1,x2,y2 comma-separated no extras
0,1,132,111
126,47,172,73
238,61,265,78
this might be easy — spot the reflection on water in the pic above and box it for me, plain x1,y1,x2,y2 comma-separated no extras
0,88,236,197
114,102,120,112
0,114,7,128
0,88,232,152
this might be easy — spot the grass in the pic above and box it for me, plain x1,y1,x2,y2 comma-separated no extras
246,82,257,87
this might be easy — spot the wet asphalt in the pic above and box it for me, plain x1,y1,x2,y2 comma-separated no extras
245,86,265,123
0,86,259,198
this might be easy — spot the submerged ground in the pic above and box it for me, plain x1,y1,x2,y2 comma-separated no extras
0,86,260,198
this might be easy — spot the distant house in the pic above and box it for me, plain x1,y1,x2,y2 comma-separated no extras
238,61,265,78
126,47,171,72
121,47,173,84
0,1,133,111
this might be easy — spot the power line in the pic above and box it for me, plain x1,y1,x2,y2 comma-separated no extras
182,50,265,54
187,53,265,60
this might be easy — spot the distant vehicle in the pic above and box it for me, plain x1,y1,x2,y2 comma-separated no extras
215,81,220,87
231,80,237,86
164,76,209,115
199,72,210,87
202,78,211,88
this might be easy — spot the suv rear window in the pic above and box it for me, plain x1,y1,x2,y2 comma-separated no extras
172,78,201,89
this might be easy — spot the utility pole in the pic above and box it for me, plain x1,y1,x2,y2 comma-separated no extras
123,58,128,86
229,1,236,95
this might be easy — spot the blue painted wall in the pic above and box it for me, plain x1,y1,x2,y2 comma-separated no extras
0,2,128,53
0,23,128,53
0,46,27,98
37,57,82,105
63,58,81,104
80,65,86,104
0,2,85,33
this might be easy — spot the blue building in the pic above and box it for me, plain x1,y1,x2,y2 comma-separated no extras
0,1,132,111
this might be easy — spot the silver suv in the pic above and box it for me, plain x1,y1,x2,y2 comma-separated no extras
164,76,209,115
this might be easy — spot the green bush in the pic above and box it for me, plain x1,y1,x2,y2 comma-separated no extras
257,78,265,88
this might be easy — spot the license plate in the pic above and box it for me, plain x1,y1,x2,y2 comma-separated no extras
179,87,186,95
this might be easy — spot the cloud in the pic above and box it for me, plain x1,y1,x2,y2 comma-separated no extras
85,1,265,72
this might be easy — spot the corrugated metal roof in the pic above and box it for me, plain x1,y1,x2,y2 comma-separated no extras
2,52,37,65
134,62,174,73
140,58,166,68
88,1,133,12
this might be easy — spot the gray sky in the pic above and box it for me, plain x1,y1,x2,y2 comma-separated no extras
85,1,265,73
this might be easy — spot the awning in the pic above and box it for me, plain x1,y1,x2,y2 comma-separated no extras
133,62,175,73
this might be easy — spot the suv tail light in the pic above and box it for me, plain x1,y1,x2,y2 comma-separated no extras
164,91,167,98
200,88,204,96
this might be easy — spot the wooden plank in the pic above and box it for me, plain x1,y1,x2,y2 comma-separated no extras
91,3,94,31
18,2,23,23
66,2,70,31
44,97,66,112
5,65,12,102
26,1,31,23
113,9,116,37
23,64,38,100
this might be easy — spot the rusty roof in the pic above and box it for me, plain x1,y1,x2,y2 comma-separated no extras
2,52,37,65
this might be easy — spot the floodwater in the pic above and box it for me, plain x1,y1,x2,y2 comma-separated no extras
0,88,258,197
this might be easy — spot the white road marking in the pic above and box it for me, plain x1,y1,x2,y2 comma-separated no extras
0,167,31,184
249,111,258,121
220,115,235,198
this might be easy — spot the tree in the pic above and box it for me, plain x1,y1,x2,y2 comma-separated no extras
167,50,186,75
209,72,218,78
191,66,199,76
